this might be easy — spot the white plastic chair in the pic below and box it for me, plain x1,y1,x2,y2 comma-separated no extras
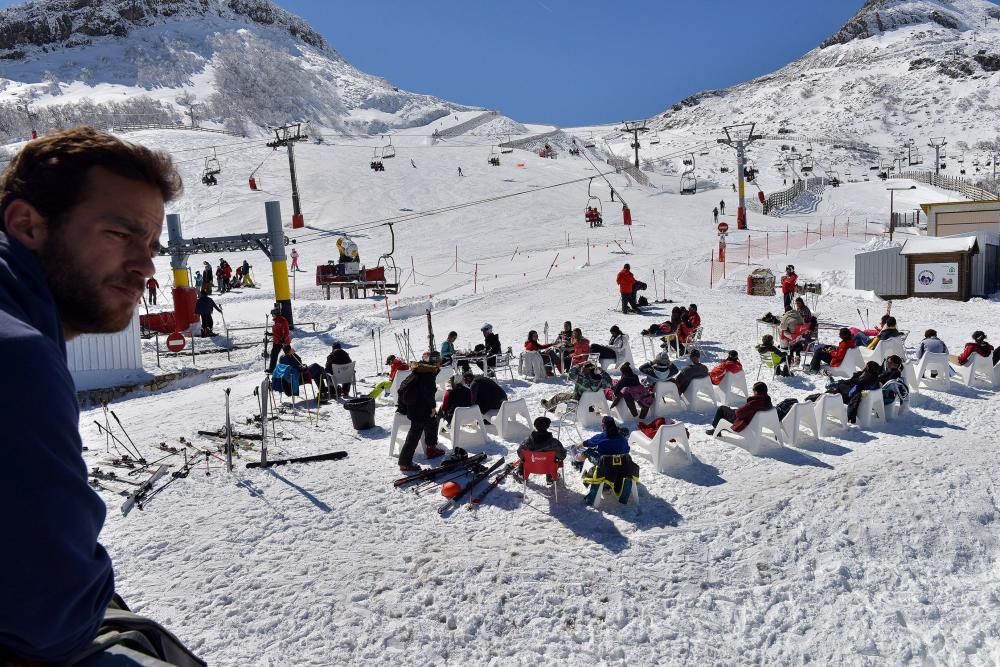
902,361,920,395
952,354,997,389
781,402,819,446
519,351,547,382
860,338,905,364
653,381,684,417
712,409,784,454
716,370,749,405
606,334,636,371
856,390,886,428
826,346,864,378
388,412,418,458
683,377,718,412
383,369,411,405
448,406,489,450
994,359,1000,388
576,391,612,429
628,422,691,472
914,352,950,389
327,361,356,397
815,394,847,438
495,399,532,441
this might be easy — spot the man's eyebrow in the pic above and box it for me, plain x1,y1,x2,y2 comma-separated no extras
103,216,147,236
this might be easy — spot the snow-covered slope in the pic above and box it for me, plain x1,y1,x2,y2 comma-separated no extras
0,0,478,136
653,0,1000,153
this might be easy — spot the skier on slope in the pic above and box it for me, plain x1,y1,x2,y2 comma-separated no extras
0,128,202,664
145,274,159,305
195,288,222,337
290,247,300,272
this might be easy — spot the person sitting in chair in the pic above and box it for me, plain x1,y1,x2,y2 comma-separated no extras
516,417,567,476
809,327,856,374
709,350,743,385
757,334,791,377
540,362,611,412
589,325,626,362
439,374,472,427
667,349,708,395
954,330,996,366
323,342,353,398
638,349,679,383
474,323,503,376
525,329,561,373
706,381,773,435
464,370,508,419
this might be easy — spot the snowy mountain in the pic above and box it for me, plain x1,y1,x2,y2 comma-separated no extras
651,0,1000,158
0,0,477,138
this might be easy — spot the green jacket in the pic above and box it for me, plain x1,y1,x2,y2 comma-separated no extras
568,364,612,399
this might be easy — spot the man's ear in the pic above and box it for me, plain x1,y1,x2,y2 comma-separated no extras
3,199,48,250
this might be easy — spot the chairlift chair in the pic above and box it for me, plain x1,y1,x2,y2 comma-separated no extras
800,155,815,174
585,180,604,227
488,145,501,166
201,149,221,187
649,132,660,145
743,159,758,182
382,136,396,160
501,134,514,154
680,153,697,195
370,147,385,172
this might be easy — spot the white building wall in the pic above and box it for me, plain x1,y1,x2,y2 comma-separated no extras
67,311,147,390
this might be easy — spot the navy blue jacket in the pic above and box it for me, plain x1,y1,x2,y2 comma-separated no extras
583,431,630,457
0,233,115,661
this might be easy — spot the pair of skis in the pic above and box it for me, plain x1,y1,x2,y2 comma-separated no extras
120,465,170,517
437,458,507,515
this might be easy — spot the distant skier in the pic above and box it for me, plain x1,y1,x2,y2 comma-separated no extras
411,159,417,168
719,200,726,215
290,248,300,272
732,183,736,192
713,207,719,224
146,275,159,305
457,166,463,177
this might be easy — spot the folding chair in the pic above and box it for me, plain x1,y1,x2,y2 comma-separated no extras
327,361,356,399
490,352,516,380
757,351,782,380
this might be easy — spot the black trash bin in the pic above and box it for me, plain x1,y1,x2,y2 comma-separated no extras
344,396,376,430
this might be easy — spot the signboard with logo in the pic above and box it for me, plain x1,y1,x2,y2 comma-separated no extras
913,262,959,293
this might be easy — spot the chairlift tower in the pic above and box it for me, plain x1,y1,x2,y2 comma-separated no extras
928,136,947,176
619,120,649,169
718,122,762,230
267,123,309,229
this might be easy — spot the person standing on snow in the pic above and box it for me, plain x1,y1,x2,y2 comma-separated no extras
0,128,202,664
146,274,159,305
719,200,726,215
616,263,639,314
713,207,719,224
268,306,291,372
195,288,222,336
290,247,300,272
781,264,798,312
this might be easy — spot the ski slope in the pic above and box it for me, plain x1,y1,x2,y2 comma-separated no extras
78,123,1000,665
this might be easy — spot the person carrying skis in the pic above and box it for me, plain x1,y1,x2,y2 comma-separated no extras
195,288,222,336
616,263,638,314
781,264,798,312
0,127,202,664
145,275,159,305
268,306,291,372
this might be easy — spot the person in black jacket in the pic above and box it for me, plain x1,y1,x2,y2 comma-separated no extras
516,417,567,480
668,349,709,395
439,374,473,426
608,362,642,415
474,322,503,376
307,342,353,398
194,288,222,336
463,370,508,418
397,361,446,471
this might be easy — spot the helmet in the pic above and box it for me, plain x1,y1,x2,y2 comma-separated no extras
441,481,462,498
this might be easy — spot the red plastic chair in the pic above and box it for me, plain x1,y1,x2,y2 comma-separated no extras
520,450,563,503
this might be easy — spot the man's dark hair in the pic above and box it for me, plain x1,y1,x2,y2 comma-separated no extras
0,126,183,231
886,316,897,327
752,382,768,395
925,329,936,338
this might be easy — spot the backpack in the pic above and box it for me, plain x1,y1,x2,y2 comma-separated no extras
775,398,798,420
634,280,647,291
637,296,649,307
396,371,418,407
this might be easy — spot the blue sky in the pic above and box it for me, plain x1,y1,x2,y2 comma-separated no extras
275,0,862,126
0,0,865,125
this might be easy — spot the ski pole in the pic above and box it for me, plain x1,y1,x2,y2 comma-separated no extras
371,329,378,376
857,308,864,328
224,388,233,473
126,450,179,477
110,411,145,462
94,420,129,459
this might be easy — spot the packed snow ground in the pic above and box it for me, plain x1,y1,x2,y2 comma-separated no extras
78,125,999,665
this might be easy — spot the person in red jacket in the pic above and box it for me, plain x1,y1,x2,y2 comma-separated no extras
809,327,856,373
686,303,701,330
706,382,773,435
525,329,561,372
387,355,410,380
955,330,996,366
710,350,743,385
145,275,159,305
781,264,797,312
268,306,291,372
616,263,638,314
570,328,591,366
